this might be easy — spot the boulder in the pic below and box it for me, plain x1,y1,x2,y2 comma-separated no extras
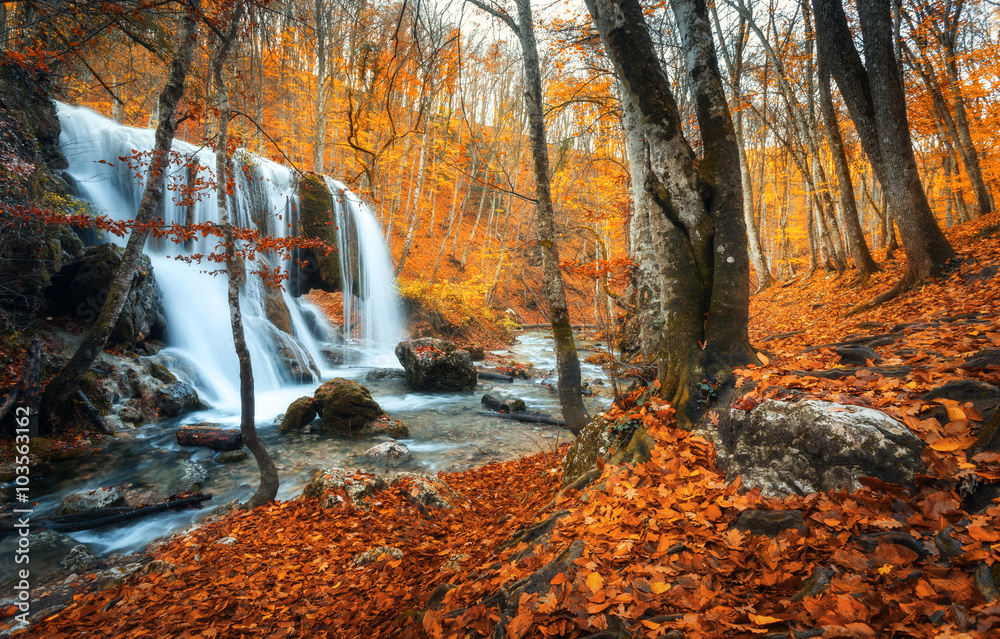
167,460,208,494
391,473,461,509
363,442,411,468
313,378,384,433
56,486,127,516
395,338,478,392
362,417,409,439
154,380,200,417
718,400,926,498
302,468,388,509
279,396,317,432
60,544,97,574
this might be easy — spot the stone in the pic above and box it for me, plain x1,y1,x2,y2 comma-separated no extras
731,509,804,537
168,460,208,494
365,368,407,380
279,396,317,432
391,473,461,509
302,468,389,509
154,380,200,417
395,338,478,392
0,530,78,588
718,400,926,498
920,380,1000,424
60,544,97,574
833,344,882,366
353,546,403,566
119,405,144,423
964,349,1000,369
363,442,411,469
312,378,384,434
362,417,409,439
96,563,143,591
56,486,127,516
215,449,248,464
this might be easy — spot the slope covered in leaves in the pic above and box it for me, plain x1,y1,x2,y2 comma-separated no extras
24,213,1000,639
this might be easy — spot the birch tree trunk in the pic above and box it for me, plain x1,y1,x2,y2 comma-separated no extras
212,2,278,509
42,3,200,427
586,0,754,426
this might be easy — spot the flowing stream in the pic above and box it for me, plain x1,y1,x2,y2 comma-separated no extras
0,106,612,581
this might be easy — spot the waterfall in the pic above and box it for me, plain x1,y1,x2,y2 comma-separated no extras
324,177,406,366
56,103,406,411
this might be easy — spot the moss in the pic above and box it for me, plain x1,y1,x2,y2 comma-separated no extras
297,173,342,291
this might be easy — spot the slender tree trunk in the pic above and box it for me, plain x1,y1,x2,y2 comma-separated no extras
213,2,278,509
41,4,200,428
818,62,879,278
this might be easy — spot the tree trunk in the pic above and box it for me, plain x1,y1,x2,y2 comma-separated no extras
812,0,954,303
41,5,200,429
213,2,279,509
586,0,754,426
818,62,879,279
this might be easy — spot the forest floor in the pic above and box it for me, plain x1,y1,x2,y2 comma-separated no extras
14,211,1000,638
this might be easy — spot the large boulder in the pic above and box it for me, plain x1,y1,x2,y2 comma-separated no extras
154,380,200,417
46,243,166,349
313,378,384,434
718,400,926,497
395,338,478,392
279,396,317,432
288,174,360,297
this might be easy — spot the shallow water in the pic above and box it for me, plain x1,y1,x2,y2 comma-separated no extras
18,331,611,560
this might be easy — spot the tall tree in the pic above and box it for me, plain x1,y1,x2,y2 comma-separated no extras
211,1,279,509
812,0,955,303
466,0,591,434
585,0,755,425
41,1,201,427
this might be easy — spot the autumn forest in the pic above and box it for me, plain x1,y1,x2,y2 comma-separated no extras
2,0,1000,636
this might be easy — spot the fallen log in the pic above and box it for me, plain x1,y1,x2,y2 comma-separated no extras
481,394,526,414
476,370,514,383
45,493,212,532
176,424,244,451
477,411,567,428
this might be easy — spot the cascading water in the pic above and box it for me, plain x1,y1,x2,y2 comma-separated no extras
56,103,404,409
324,177,406,366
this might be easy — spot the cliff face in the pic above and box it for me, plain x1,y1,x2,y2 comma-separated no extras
0,62,82,327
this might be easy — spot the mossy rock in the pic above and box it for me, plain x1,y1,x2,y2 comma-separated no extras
313,378,384,434
291,174,345,296
280,396,317,432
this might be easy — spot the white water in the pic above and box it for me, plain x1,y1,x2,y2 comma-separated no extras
56,103,406,411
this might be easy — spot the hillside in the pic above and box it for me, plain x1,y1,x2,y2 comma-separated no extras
18,214,1000,638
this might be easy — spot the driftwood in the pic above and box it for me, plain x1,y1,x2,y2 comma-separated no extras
45,493,212,532
176,424,244,451
477,411,567,427
476,370,514,383
76,389,111,434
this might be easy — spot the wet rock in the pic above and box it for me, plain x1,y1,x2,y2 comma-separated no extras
353,546,403,566
279,396,317,432
154,380,200,417
964,349,1000,369
60,544,97,574
313,378,384,434
365,368,406,380
96,563,142,591
118,405,144,423
395,338,478,392
302,468,388,509
833,344,882,366
363,442,411,469
168,460,208,494
731,509,804,537
718,400,926,497
391,473,461,509
0,530,79,588
921,380,1000,424
215,449,248,464
56,486,127,516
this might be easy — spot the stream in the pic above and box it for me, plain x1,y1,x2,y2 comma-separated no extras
2,331,610,579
